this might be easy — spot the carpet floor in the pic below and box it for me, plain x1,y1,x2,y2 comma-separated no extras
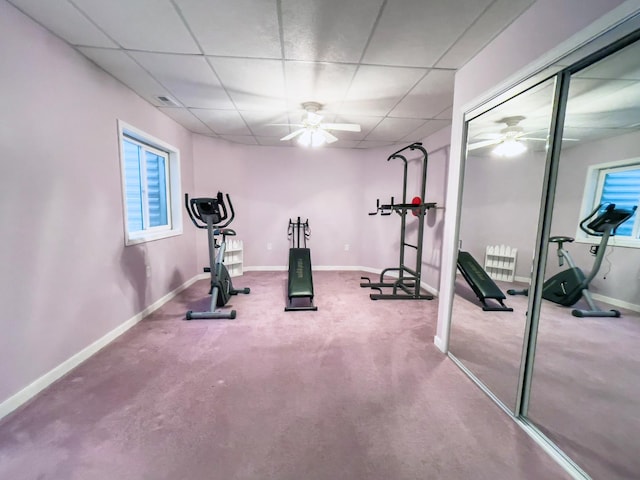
0,271,570,480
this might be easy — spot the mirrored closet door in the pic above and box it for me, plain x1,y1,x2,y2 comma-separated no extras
525,38,640,480
448,78,556,413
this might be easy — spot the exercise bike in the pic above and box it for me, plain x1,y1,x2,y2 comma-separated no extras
184,192,250,320
508,203,636,318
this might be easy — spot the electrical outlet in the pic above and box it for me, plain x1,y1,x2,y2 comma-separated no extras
267,243,273,251
344,244,350,251
145,265,151,278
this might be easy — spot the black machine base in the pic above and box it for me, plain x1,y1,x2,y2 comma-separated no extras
360,276,434,301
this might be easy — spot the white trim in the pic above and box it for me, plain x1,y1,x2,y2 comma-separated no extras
591,292,640,313
0,275,201,421
117,120,183,246
433,335,446,353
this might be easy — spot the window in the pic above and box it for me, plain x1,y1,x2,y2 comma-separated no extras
118,121,182,245
579,158,640,247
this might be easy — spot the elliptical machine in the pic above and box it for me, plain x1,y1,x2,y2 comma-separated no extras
185,192,250,320
508,203,636,317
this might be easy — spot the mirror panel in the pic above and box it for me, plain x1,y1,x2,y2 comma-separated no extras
449,78,556,412
526,39,640,479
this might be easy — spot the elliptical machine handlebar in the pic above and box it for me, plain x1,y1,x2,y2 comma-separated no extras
184,192,236,229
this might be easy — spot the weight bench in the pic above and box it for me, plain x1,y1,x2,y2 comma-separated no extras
457,251,513,312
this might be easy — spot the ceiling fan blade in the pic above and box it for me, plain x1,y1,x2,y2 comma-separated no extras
467,139,501,150
280,128,306,141
320,123,361,132
319,129,339,144
270,123,304,127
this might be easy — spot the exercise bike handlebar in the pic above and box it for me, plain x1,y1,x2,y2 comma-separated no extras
579,203,637,237
184,192,235,229
387,141,426,161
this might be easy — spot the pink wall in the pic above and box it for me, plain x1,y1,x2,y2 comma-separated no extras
191,135,449,291
0,1,197,404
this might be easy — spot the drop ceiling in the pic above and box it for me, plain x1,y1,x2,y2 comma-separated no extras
8,0,536,148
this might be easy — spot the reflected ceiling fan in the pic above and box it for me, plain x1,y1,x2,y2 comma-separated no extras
279,102,361,147
467,116,548,156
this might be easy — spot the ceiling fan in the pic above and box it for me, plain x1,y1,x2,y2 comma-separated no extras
279,102,361,147
467,115,548,155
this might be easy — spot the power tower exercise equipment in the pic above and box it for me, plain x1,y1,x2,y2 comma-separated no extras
184,192,250,320
360,142,437,300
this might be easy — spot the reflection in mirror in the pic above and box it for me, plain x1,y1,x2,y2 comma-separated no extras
526,39,640,479
449,78,556,412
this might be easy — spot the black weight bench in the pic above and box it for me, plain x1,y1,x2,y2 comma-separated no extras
457,251,513,312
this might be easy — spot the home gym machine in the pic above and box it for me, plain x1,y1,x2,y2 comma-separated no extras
285,217,318,311
507,203,636,317
457,250,513,312
184,192,250,320
360,142,436,300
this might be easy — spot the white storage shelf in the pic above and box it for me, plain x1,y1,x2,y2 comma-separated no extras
223,239,243,277
484,245,517,282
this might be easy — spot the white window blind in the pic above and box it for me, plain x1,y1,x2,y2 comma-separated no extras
598,166,640,238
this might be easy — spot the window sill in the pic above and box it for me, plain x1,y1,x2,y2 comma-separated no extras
125,228,182,246
574,235,640,249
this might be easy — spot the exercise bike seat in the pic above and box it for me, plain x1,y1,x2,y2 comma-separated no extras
213,228,236,236
549,236,574,243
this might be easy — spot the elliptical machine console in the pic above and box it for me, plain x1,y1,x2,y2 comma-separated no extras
508,203,636,317
184,192,250,320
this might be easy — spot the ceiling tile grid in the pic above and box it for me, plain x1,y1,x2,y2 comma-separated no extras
8,0,537,148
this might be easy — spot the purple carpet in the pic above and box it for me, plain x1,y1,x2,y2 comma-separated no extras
0,271,569,479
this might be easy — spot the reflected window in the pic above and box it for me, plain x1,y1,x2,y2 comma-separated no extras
579,158,640,242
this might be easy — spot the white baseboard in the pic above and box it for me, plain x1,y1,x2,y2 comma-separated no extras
591,292,640,313
0,275,202,421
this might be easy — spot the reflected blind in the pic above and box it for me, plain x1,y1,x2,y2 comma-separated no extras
600,168,640,237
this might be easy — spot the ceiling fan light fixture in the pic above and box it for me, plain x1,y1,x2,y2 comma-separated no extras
297,129,326,148
492,138,527,158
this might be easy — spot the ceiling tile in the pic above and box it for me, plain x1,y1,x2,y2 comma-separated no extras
407,119,451,141
78,47,173,106
436,0,535,69
10,0,117,47
363,0,493,67
366,117,426,141
331,115,383,140
174,0,281,58
284,61,358,111
72,0,199,53
240,111,292,137
281,0,384,62
327,140,361,148
390,69,455,118
436,107,453,120
356,140,398,148
158,107,214,135
130,52,233,109
209,57,286,111
256,137,291,146
340,65,426,116
220,135,258,145
191,109,251,135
